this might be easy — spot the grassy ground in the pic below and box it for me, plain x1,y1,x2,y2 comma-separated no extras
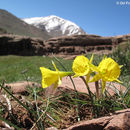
0,56,73,83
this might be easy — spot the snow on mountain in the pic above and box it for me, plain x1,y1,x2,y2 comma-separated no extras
23,15,86,37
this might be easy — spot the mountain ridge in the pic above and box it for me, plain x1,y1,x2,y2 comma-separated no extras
0,9,50,40
23,15,86,37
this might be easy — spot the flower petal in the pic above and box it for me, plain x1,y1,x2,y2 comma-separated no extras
86,73,91,83
40,67,59,88
89,74,101,82
58,77,62,85
52,60,58,71
115,79,123,84
72,55,90,76
40,66,73,88
90,54,94,63
102,80,106,94
98,58,121,82
54,81,58,89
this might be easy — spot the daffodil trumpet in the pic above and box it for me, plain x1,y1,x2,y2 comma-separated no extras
40,61,73,89
89,57,122,94
72,55,96,83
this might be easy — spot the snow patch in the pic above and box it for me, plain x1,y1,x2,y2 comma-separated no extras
23,15,86,37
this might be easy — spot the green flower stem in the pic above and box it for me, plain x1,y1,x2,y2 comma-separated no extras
80,76,93,105
69,76,78,94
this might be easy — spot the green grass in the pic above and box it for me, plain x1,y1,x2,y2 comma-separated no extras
0,55,73,83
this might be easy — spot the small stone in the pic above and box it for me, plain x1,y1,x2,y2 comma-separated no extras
46,127,58,130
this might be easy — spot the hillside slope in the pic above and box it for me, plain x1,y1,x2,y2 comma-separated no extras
0,9,50,40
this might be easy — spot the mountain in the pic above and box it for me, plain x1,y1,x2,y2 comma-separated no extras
23,15,86,37
0,9,50,40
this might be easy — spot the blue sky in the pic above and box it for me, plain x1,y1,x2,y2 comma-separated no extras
0,0,130,36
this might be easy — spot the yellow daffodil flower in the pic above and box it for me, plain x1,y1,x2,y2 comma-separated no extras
72,55,96,83
89,57,122,93
40,61,73,88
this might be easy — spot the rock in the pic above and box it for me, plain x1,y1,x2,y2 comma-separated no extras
0,34,130,56
46,127,58,130
115,34,130,43
64,109,130,130
44,34,130,56
0,120,14,130
5,81,41,94
45,34,113,55
0,34,46,56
